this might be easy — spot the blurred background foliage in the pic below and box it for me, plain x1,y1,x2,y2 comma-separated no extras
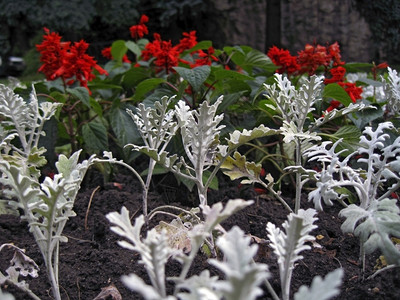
0,0,228,75
0,0,399,79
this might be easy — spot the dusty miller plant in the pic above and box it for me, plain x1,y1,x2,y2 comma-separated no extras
106,199,267,299
384,67,400,115
128,95,279,208
126,95,178,220
263,73,369,213
107,203,343,300
305,121,400,274
267,208,343,300
0,83,96,300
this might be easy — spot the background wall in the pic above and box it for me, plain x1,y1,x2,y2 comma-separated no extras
0,0,399,72
216,0,398,64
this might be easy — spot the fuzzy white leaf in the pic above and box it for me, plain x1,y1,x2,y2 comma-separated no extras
294,268,343,300
384,67,400,115
209,226,269,300
122,274,165,300
267,208,317,300
280,121,321,144
201,199,253,232
340,199,400,265
227,124,280,150
175,97,224,169
0,289,15,300
264,74,323,131
177,270,220,300
128,95,177,151
107,209,174,297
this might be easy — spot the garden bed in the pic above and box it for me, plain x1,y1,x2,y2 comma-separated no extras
1,170,399,300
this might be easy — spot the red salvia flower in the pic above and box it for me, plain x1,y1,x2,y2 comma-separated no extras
129,14,149,39
36,28,108,94
36,28,70,81
192,47,218,67
338,82,363,103
327,42,345,66
176,31,198,53
142,33,180,73
267,46,300,76
324,66,346,84
325,100,341,113
371,61,389,80
297,44,329,75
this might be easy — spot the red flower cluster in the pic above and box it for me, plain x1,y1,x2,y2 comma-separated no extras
129,14,149,39
101,47,131,63
36,28,108,93
191,47,218,67
267,42,345,77
142,33,182,73
141,29,217,73
267,42,365,113
101,15,220,74
267,46,300,76
324,66,363,112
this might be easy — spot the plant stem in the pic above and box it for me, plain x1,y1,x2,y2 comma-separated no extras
263,276,280,300
294,138,302,213
258,180,293,212
143,159,156,221
4,279,41,300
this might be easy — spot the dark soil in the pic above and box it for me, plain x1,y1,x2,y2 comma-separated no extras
1,169,399,300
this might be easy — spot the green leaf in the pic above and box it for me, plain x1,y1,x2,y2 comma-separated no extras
133,78,166,101
125,40,142,57
203,170,218,190
221,151,262,184
122,68,149,89
224,79,251,94
181,40,212,56
111,40,128,63
227,124,280,150
241,49,276,73
66,87,90,108
323,83,353,106
173,66,211,92
89,98,103,117
214,68,253,81
321,125,361,154
82,121,108,152
343,62,373,73
87,82,123,91
348,103,383,129
109,104,141,147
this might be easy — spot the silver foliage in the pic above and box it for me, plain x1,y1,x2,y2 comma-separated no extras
267,208,318,300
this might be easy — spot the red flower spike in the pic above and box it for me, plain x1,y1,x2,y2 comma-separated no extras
36,28,108,94
130,14,149,39
328,42,345,66
325,100,341,113
297,43,329,76
141,33,180,73
376,62,389,69
254,188,267,195
338,82,363,103
191,47,218,67
176,31,198,53
324,66,346,84
267,46,300,76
